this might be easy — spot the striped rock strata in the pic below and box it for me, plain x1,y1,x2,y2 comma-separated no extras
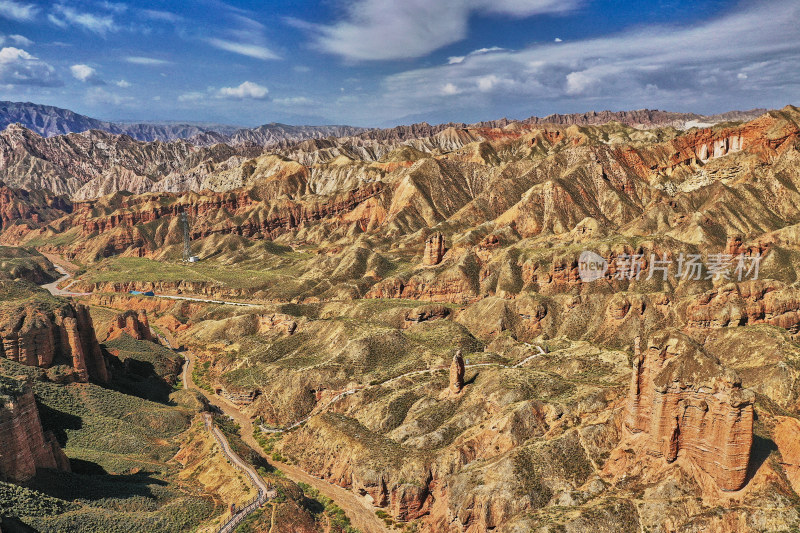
0,302,108,383
0,381,70,482
625,331,754,491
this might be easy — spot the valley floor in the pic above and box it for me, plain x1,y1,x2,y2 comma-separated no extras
181,349,390,533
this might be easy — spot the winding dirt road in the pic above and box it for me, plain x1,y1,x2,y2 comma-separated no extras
182,351,389,533
261,344,547,434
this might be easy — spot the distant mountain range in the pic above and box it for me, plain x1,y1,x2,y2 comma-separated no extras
0,100,769,148
0,101,368,146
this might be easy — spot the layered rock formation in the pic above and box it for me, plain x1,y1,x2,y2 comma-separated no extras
0,181,71,230
423,232,447,266
67,180,384,260
0,378,70,482
106,310,154,342
521,108,766,129
625,332,754,491
685,280,800,333
0,302,109,383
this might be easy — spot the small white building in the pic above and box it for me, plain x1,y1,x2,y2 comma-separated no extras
188,256,200,263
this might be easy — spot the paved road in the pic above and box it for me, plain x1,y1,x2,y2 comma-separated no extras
156,293,261,307
39,253,262,307
41,263,90,297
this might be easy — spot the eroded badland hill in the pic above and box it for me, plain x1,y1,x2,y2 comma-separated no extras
2,106,800,532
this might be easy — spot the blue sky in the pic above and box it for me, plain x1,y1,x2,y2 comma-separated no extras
0,0,796,127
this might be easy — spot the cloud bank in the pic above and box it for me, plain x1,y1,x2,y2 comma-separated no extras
301,0,578,61
371,0,799,121
0,47,61,87
0,0,37,22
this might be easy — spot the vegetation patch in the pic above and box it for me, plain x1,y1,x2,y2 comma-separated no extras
298,482,360,533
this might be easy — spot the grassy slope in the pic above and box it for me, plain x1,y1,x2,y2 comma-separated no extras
0,325,216,533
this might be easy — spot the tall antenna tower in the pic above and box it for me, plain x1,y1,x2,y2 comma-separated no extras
181,211,191,262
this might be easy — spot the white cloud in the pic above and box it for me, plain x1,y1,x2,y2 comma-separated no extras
472,46,506,55
554,37,562,42
0,0,38,22
297,0,578,60
49,4,116,35
125,56,171,66
180,82,271,103
98,2,127,14
115,79,131,87
70,64,98,83
273,96,314,106
448,46,506,65
178,91,204,102
205,38,280,60
441,82,461,95
0,46,30,62
375,0,800,119
86,87,133,106
737,72,748,80
477,74,499,92
141,9,182,23
8,34,32,46
204,12,280,60
0,47,61,87
218,81,269,99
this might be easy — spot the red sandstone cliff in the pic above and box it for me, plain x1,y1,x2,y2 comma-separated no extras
0,180,70,230
625,332,754,491
106,310,154,342
423,232,447,266
0,382,70,482
0,302,109,383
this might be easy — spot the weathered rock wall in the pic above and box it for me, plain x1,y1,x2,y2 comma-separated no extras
0,302,109,383
625,331,754,491
106,309,154,342
423,232,447,266
0,385,70,482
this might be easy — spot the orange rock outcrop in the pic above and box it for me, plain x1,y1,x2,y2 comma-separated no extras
0,303,109,383
625,331,754,491
0,383,70,482
449,350,465,394
772,417,800,495
423,232,447,266
106,310,154,342
257,313,298,336
685,280,800,333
